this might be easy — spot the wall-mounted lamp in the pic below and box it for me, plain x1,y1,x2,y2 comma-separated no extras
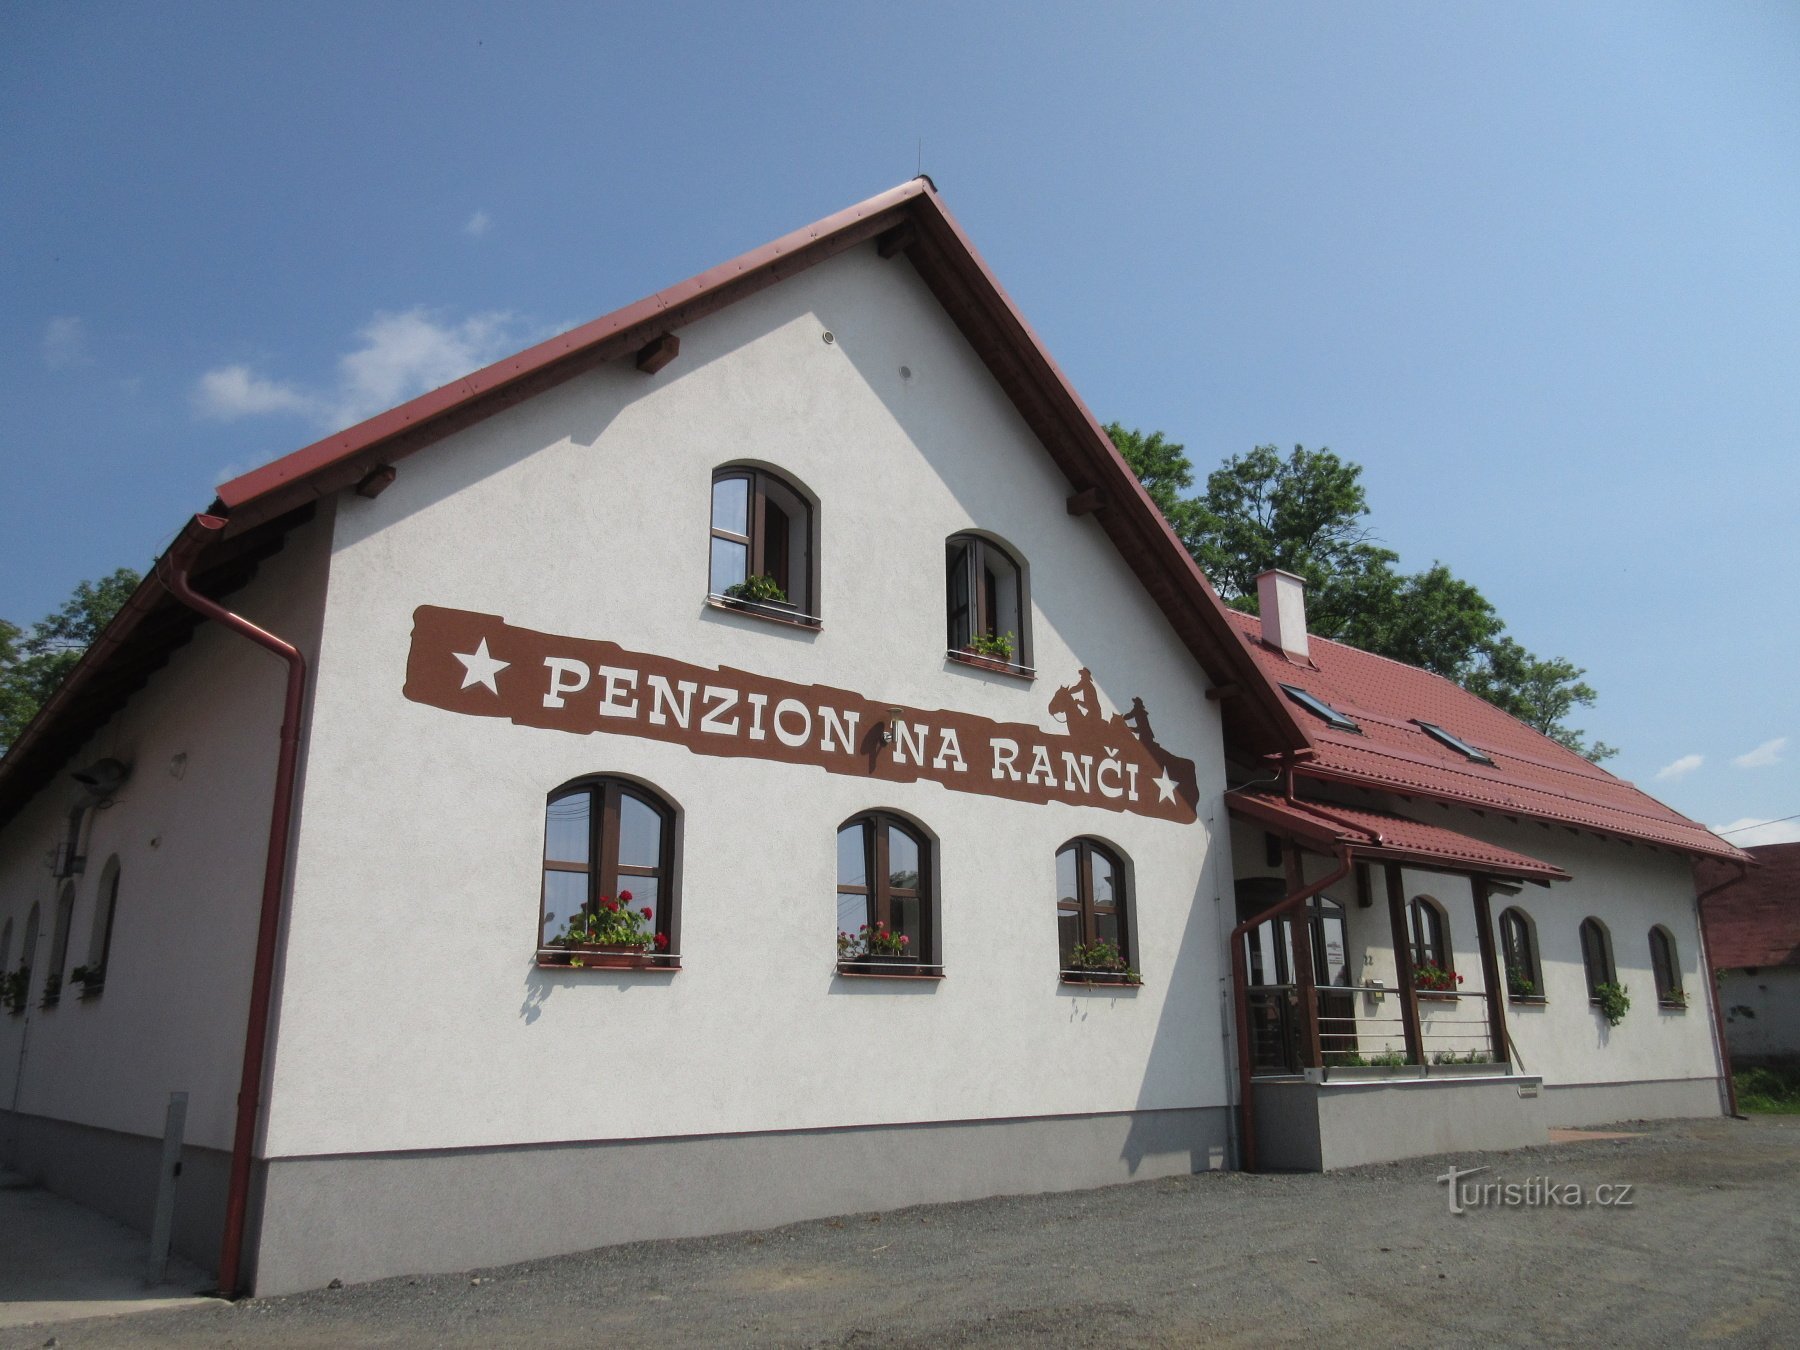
883,706,903,745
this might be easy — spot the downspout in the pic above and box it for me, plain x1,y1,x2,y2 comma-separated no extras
156,513,307,1298
1694,860,1751,1119
1229,843,1352,1172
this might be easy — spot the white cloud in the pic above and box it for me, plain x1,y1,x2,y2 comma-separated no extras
43,315,91,369
1711,816,1800,847
464,210,492,238
191,308,523,431
1654,754,1703,782
193,364,317,420
1733,737,1788,770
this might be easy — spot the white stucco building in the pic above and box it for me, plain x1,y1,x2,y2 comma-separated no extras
0,179,1748,1295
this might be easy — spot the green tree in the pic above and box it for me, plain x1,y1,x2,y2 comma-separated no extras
1109,427,1616,762
0,569,142,754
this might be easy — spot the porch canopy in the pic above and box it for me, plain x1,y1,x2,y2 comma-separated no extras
1227,791,1569,885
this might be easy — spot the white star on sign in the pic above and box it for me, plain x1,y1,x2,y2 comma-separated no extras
1152,769,1178,803
454,638,510,694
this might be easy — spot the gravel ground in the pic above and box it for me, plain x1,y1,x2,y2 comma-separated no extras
8,1115,1796,1349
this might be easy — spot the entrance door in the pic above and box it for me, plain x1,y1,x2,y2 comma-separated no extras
1308,895,1358,1061
1237,878,1296,1073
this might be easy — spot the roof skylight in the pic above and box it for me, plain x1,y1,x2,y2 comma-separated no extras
1278,684,1359,733
1415,720,1494,765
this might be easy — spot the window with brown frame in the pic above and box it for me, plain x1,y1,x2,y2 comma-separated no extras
946,533,1028,667
42,883,74,1007
76,857,121,997
1407,895,1451,974
1499,906,1542,999
1056,838,1134,981
1649,925,1683,1006
836,812,938,974
1579,917,1615,1000
709,467,816,619
540,777,678,964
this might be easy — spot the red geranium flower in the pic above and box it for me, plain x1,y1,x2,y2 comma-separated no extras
654,932,670,949
619,890,633,903
640,907,653,920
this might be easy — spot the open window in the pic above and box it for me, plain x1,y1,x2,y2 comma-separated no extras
539,777,679,969
836,811,940,976
946,533,1030,672
1649,925,1684,1008
1056,838,1138,985
709,466,817,623
1499,906,1542,1000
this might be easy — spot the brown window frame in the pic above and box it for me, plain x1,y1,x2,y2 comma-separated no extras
540,777,679,962
945,533,1029,665
709,466,817,619
86,857,122,993
836,811,938,973
1499,906,1542,999
1579,917,1615,1001
1649,925,1682,1005
1056,837,1131,970
1408,895,1450,972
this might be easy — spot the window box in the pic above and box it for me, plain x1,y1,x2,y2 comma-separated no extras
547,942,657,970
1060,971,1143,989
946,648,1034,680
1658,997,1688,1012
834,963,944,981
1415,990,1462,1002
705,594,822,631
1508,994,1548,1006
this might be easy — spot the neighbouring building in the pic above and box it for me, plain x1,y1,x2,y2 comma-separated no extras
0,179,1748,1295
1698,842,1800,1072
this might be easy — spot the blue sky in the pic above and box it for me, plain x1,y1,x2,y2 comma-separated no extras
4,1,1796,842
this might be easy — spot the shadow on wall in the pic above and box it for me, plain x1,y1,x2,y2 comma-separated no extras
518,962,675,1025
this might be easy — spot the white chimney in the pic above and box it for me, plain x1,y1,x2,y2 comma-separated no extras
1256,569,1309,661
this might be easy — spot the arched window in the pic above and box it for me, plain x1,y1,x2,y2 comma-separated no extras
80,856,122,995
1579,917,1615,1001
539,778,678,965
10,903,41,1014
0,918,12,975
709,466,816,620
1407,896,1451,980
946,533,1028,668
1499,907,1541,999
1649,926,1683,1006
1055,838,1133,980
44,883,75,1006
836,812,937,974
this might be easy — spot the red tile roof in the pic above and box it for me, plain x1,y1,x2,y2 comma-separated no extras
1697,843,1800,968
1228,790,1569,883
1224,609,1746,862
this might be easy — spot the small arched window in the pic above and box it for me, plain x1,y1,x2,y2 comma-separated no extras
836,812,937,974
1056,838,1133,981
0,918,12,974
1579,917,1616,1001
10,903,41,1014
709,466,816,620
1407,896,1451,979
44,883,75,1006
946,533,1029,669
539,777,678,965
1649,926,1683,1006
80,856,122,995
1499,907,1541,999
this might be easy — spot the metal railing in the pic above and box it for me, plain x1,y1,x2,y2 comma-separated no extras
1248,982,1503,1075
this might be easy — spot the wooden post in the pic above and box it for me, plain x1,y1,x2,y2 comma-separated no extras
1287,846,1322,1070
1385,863,1424,1065
1470,876,1511,1068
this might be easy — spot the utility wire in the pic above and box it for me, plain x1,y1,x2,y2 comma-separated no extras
1717,813,1799,836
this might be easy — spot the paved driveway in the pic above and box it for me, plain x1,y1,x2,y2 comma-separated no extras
2,1116,1795,1348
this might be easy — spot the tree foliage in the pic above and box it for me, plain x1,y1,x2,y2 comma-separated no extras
0,569,142,755
1108,425,1616,761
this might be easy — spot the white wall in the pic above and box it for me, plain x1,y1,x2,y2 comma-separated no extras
0,513,333,1151
1721,966,1800,1062
262,246,1236,1159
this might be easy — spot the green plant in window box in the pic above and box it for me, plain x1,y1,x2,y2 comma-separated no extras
549,892,667,969
1594,981,1630,1026
70,965,104,996
2,969,28,1015
964,631,1016,663
40,971,62,1003
1413,963,1462,993
1064,940,1142,986
1433,1049,1491,1065
1506,965,1535,998
1659,988,1688,1010
837,922,910,966
723,574,789,607
1368,1051,1410,1067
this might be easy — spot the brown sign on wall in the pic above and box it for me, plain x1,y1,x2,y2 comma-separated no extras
403,605,1201,824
